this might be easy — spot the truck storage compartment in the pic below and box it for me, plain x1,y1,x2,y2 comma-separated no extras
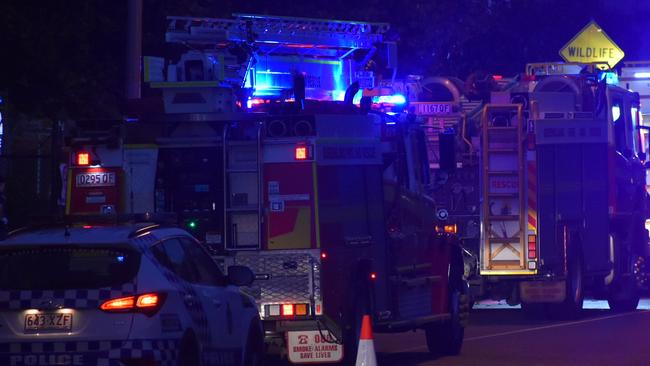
535,118,610,275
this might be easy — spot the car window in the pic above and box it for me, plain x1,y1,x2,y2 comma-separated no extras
0,246,139,290
151,238,199,283
179,237,226,286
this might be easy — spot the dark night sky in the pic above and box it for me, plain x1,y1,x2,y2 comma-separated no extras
2,0,650,118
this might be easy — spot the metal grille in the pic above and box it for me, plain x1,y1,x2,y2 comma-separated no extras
233,250,321,305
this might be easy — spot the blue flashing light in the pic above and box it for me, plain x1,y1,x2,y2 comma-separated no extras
352,90,362,105
116,256,125,263
373,94,406,105
599,71,619,85
634,72,650,79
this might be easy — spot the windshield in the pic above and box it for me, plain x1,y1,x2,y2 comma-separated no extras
0,246,140,290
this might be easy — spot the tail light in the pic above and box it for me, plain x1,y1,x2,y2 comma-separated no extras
435,224,457,234
264,303,312,317
370,272,377,281
101,296,134,311
527,235,537,259
76,152,90,166
100,293,166,316
136,293,161,308
282,304,294,316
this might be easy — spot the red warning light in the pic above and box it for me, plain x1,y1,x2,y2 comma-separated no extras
370,272,377,281
77,152,90,166
295,146,308,160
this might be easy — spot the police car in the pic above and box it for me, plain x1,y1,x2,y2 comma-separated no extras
0,222,263,366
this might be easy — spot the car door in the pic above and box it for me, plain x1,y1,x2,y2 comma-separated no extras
151,238,233,363
178,237,244,365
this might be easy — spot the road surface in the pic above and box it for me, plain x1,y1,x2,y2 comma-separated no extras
375,299,650,366
270,299,650,365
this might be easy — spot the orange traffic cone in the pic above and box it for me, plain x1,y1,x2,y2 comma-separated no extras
355,315,377,366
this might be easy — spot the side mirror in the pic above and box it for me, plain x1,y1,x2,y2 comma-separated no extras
227,265,255,287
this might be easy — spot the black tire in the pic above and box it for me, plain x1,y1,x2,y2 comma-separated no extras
425,289,466,357
426,249,467,358
243,320,264,366
177,332,201,366
608,279,640,312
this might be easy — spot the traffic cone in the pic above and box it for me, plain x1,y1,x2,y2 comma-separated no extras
355,315,377,366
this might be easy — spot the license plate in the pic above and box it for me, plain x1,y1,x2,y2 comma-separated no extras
412,102,453,115
24,313,73,332
287,330,343,364
75,172,116,187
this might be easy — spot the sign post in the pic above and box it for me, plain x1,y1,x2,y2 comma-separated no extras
559,21,624,68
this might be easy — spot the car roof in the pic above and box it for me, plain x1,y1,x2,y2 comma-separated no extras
0,224,192,249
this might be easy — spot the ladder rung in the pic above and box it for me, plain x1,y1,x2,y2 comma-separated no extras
488,192,519,198
487,215,520,221
487,171,519,176
487,148,518,153
487,126,518,131
488,237,521,243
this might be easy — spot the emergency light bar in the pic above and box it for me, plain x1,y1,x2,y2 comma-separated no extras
372,94,406,105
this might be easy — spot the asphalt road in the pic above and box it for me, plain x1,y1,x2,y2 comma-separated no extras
271,299,650,365
375,299,650,366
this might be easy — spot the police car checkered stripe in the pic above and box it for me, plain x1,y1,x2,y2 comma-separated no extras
1,339,178,366
0,283,136,311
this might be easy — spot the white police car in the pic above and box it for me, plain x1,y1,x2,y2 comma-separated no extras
0,223,263,366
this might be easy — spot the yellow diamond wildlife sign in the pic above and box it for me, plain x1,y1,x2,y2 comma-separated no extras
559,21,624,68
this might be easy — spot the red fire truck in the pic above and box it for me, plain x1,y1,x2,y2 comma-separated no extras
477,63,650,315
393,63,650,316
64,14,468,363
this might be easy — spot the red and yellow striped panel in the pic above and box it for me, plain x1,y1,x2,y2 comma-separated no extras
527,160,537,233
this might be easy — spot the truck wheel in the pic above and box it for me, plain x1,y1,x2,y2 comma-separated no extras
608,279,640,312
425,289,465,357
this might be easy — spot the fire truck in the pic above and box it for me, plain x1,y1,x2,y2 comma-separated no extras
64,14,468,363
399,63,650,315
